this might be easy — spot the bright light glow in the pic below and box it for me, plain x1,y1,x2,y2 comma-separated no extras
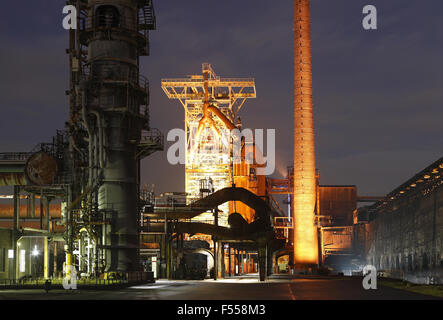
8,249,14,259
31,245,39,256
162,64,256,228
130,285,166,290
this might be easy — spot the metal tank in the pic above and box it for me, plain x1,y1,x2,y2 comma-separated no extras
67,0,158,275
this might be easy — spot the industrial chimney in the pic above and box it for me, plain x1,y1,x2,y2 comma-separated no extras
293,0,319,267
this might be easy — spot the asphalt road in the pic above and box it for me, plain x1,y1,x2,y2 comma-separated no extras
0,275,440,300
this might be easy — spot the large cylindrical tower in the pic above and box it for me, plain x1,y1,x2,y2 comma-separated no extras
293,0,318,267
66,0,156,275
87,0,148,272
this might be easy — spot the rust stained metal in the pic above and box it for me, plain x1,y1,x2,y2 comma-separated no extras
25,152,58,186
0,173,28,186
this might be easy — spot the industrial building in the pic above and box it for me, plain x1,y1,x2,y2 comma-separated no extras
0,0,441,288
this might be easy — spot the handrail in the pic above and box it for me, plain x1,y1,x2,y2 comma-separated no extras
0,152,31,161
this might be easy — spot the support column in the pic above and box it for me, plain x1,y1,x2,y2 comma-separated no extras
160,234,166,279
240,250,243,275
45,197,51,232
235,249,239,275
267,247,273,277
166,237,172,279
12,186,20,280
228,245,232,277
31,194,35,218
39,192,43,230
213,239,218,280
258,245,267,282
217,242,224,279
44,237,49,279
53,241,58,278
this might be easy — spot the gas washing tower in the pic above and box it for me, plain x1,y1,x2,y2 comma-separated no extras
65,0,162,277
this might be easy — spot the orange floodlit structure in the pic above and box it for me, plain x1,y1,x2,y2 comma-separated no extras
161,64,260,226
293,0,319,267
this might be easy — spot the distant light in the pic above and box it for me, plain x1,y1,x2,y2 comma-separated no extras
410,184,416,188
424,175,431,179
32,245,40,256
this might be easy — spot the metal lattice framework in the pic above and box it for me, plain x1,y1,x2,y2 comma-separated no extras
161,63,256,226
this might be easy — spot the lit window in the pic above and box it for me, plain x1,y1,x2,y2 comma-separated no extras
19,250,26,273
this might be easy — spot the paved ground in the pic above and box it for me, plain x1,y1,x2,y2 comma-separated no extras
0,274,440,300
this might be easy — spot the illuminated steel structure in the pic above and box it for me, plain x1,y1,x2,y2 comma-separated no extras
66,0,161,276
162,64,256,226
293,0,319,266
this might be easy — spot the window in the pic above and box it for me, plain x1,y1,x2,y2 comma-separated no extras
96,6,120,28
19,250,26,273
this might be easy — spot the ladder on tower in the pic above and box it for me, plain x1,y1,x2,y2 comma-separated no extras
138,0,156,30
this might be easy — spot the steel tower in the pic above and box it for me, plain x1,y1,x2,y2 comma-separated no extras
161,64,256,227
66,0,162,276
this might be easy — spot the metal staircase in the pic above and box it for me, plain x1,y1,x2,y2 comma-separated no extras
136,128,164,159
138,0,156,30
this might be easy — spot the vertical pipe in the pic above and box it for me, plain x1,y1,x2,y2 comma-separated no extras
240,250,243,275
12,186,20,280
31,194,35,218
236,249,239,275
228,245,232,277
293,0,318,268
39,192,43,230
26,194,30,218
219,242,224,279
44,237,49,279
213,239,218,280
45,198,50,232
53,241,58,278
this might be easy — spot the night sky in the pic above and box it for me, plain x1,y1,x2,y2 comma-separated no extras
0,0,442,200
